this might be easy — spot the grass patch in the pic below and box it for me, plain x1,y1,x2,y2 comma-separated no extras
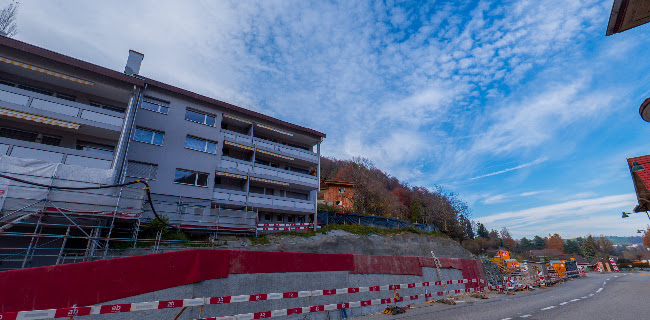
249,234,271,245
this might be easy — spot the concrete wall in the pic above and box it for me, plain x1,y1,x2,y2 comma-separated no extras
82,267,465,320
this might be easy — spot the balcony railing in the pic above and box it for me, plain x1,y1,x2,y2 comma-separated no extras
219,157,318,187
0,137,113,170
0,84,125,128
221,129,252,145
212,188,314,213
252,137,318,163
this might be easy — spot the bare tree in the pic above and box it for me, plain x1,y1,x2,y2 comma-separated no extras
0,1,18,37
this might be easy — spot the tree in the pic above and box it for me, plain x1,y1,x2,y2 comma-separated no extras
564,239,581,255
476,223,489,238
520,237,532,250
0,1,18,37
487,229,500,249
533,235,546,250
583,235,597,260
547,233,564,253
500,227,516,249
644,226,650,248
596,236,615,255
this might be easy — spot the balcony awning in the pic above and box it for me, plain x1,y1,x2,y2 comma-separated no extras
250,177,289,186
257,148,294,161
0,107,80,129
215,171,248,180
224,140,254,151
223,113,252,124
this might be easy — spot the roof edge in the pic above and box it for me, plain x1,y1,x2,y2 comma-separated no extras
640,97,650,122
0,37,326,139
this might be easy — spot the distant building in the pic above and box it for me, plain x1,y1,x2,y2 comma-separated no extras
529,249,563,261
322,180,355,210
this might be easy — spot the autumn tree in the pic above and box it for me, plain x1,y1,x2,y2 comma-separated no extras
487,230,501,249
500,227,516,249
644,226,650,248
596,236,615,256
547,233,564,253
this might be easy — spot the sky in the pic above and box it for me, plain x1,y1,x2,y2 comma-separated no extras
8,0,650,238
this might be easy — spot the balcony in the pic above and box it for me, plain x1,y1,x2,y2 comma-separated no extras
219,157,318,188
0,84,125,131
0,137,113,170
248,193,314,212
221,129,252,145
252,137,318,163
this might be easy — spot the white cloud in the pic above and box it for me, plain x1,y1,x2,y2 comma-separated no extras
481,194,639,237
471,158,547,181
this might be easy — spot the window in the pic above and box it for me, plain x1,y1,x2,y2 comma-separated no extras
76,141,115,155
277,215,284,223
287,215,294,223
336,201,342,206
185,109,216,127
0,127,61,146
250,185,274,195
89,101,125,113
174,169,209,187
55,92,76,101
126,161,158,180
338,188,346,193
141,97,169,114
133,127,164,146
286,191,309,201
185,136,218,154
264,214,271,221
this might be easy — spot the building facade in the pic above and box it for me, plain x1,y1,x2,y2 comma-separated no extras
322,180,355,211
0,37,325,240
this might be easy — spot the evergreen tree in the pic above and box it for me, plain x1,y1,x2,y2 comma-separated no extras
583,235,597,260
520,237,532,250
533,235,546,250
476,223,489,238
564,239,581,255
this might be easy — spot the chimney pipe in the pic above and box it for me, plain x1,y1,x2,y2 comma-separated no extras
124,50,144,75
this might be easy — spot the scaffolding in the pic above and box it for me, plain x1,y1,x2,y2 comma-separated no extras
0,155,258,271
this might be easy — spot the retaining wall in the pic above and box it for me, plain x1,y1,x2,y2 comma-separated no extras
0,249,485,320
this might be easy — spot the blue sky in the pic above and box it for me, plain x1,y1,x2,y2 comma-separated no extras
10,0,650,238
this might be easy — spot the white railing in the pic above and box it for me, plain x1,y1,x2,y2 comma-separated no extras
248,194,313,210
251,164,318,186
252,137,318,162
0,139,113,170
212,188,247,203
221,129,252,145
0,84,125,128
220,157,253,173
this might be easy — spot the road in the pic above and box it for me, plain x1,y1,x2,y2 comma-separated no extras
355,273,650,320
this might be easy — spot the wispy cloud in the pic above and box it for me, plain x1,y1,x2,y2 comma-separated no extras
471,158,547,181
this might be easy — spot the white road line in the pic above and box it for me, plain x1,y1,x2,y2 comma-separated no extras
541,306,556,310
581,296,588,299
597,288,603,293
560,302,569,305
589,293,594,297
501,318,512,320
571,299,580,302
521,315,532,318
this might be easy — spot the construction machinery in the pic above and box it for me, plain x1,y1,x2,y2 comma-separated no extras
491,250,520,274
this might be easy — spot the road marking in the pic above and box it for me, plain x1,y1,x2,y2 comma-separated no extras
521,315,532,318
589,294,594,297
614,276,618,278
596,288,603,293
560,302,569,305
571,299,580,302
541,306,556,310
501,318,512,320
581,296,588,299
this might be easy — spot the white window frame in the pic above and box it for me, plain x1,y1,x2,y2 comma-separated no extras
173,169,209,187
141,97,169,114
184,136,218,154
133,127,164,146
185,108,217,127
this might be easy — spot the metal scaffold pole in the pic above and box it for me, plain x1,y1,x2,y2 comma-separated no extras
103,187,124,257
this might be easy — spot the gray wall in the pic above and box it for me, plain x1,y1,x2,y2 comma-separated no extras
82,267,465,320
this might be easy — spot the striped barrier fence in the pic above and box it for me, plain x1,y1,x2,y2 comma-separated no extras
256,223,321,231
0,277,489,320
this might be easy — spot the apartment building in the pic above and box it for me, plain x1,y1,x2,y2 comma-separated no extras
0,36,324,240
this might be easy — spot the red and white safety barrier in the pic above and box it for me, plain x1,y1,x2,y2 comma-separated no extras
196,286,499,320
256,223,320,231
0,278,486,320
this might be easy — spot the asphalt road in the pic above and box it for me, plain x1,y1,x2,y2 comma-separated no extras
355,273,650,320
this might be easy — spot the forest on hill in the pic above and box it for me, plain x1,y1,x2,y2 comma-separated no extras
320,156,474,241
